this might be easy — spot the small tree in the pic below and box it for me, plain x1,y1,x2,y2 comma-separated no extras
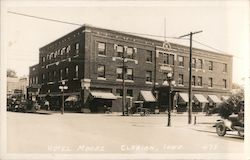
7,69,17,78
218,90,244,119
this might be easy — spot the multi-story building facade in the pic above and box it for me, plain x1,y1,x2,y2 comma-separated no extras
28,25,232,112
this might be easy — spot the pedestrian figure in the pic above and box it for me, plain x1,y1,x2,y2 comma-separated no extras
45,100,50,110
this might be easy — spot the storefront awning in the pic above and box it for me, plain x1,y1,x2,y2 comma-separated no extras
194,94,209,103
179,93,189,102
140,90,156,102
90,91,117,100
221,96,230,101
208,95,222,103
65,95,78,102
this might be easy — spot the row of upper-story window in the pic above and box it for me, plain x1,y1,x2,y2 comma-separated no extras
30,65,79,85
97,64,228,89
40,43,80,63
178,74,228,88
97,42,228,72
97,42,175,65
178,56,228,72
97,64,153,82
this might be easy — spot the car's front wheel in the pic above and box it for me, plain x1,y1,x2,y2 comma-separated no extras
216,122,227,136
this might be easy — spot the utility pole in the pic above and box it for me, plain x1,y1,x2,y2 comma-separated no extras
179,30,202,124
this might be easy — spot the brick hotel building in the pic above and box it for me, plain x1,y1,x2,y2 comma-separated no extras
28,25,232,112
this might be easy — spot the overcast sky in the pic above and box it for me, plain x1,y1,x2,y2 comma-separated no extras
1,0,249,85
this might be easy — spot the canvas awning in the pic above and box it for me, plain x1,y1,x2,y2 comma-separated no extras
179,93,189,102
90,91,117,100
221,96,230,101
65,95,78,102
194,94,209,103
140,90,156,102
208,95,222,103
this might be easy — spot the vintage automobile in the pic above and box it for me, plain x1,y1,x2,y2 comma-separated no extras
214,114,244,137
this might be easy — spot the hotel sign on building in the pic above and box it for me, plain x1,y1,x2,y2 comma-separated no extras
28,24,232,113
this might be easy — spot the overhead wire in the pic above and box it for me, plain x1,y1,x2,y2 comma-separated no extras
7,10,230,55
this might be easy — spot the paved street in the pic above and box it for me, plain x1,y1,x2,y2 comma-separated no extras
7,112,243,154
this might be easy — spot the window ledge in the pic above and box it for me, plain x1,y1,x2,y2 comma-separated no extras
116,79,123,82
97,77,106,80
146,81,153,84
178,66,184,68
73,78,79,80
124,80,134,83
193,86,202,88
112,57,123,61
146,61,153,64
178,84,184,87
47,82,55,85
59,79,68,83
98,54,107,57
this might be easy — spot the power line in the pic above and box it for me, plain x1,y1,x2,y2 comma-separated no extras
8,11,83,26
7,11,180,39
192,39,226,54
8,11,230,55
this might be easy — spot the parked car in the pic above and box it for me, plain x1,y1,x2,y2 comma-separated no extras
214,114,244,137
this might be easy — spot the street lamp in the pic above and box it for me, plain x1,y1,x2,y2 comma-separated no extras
59,81,68,114
166,72,175,127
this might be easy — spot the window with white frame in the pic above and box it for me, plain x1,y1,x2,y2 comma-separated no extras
192,76,195,86
169,54,174,65
60,69,63,80
146,71,152,82
146,50,153,62
116,67,123,79
66,45,71,53
97,65,105,78
127,68,133,80
197,76,202,86
127,89,133,97
75,43,80,54
208,61,213,71
53,71,57,80
223,79,227,88
116,45,123,57
192,58,196,68
197,59,203,69
54,51,57,58
75,65,79,78
116,89,123,96
178,74,184,85
98,42,106,55
61,47,66,55
127,47,134,59
163,54,169,64
178,56,184,66
65,67,69,78
208,77,213,87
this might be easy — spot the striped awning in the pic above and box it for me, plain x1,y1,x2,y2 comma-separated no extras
221,96,230,101
140,90,156,102
194,94,209,103
179,93,189,102
208,95,222,103
90,91,117,100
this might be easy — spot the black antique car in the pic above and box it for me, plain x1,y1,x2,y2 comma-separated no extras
214,106,244,137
